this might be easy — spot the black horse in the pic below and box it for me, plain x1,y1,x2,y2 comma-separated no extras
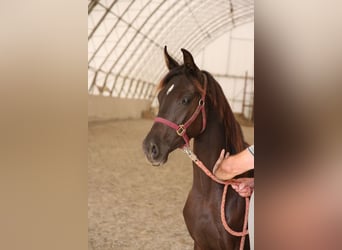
143,47,253,250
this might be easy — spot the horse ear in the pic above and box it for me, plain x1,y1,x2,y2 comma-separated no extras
164,46,179,70
181,48,200,76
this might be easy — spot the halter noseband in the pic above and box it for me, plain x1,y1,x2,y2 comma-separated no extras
154,73,207,147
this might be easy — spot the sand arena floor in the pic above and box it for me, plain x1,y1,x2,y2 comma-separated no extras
88,119,254,250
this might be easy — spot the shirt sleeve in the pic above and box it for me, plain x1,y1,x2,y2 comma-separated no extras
247,145,254,156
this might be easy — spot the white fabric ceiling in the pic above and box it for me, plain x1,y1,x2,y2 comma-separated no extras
88,0,254,99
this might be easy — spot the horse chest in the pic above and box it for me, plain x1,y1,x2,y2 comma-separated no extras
183,189,236,250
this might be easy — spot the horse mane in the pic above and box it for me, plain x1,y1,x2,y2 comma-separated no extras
202,71,247,154
157,66,247,154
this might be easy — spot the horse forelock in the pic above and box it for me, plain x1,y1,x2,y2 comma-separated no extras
157,66,205,94
157,67,183,92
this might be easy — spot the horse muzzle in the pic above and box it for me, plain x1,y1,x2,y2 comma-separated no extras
142,138,169,166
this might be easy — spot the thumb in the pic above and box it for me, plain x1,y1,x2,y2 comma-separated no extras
219,149,225,160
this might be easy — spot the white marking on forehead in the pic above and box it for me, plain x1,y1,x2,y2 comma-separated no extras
166,84,175,95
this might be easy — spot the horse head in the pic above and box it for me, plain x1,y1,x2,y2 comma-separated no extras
143,47,207,166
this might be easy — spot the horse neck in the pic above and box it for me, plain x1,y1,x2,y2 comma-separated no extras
192,108,226,192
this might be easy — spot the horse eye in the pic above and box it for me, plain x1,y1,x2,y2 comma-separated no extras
181,97,191,105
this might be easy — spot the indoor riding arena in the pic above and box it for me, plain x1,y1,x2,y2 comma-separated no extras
88,1,254,249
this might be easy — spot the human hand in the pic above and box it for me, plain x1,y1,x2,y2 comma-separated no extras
231,178,254,197
213,147,254,181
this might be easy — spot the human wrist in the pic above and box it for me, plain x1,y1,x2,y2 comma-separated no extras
226,149,253,175
222,155,240,176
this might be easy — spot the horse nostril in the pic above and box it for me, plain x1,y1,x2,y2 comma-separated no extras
150,143,159,159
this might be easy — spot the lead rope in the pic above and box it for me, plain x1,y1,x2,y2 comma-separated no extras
182,147,252,250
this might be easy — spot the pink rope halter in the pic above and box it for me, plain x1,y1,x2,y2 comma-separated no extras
154,74,207,147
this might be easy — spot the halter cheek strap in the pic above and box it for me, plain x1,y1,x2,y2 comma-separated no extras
154,74,207,147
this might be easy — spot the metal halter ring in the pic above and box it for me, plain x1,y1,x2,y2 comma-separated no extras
199,99,205,106
176,125,186,136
